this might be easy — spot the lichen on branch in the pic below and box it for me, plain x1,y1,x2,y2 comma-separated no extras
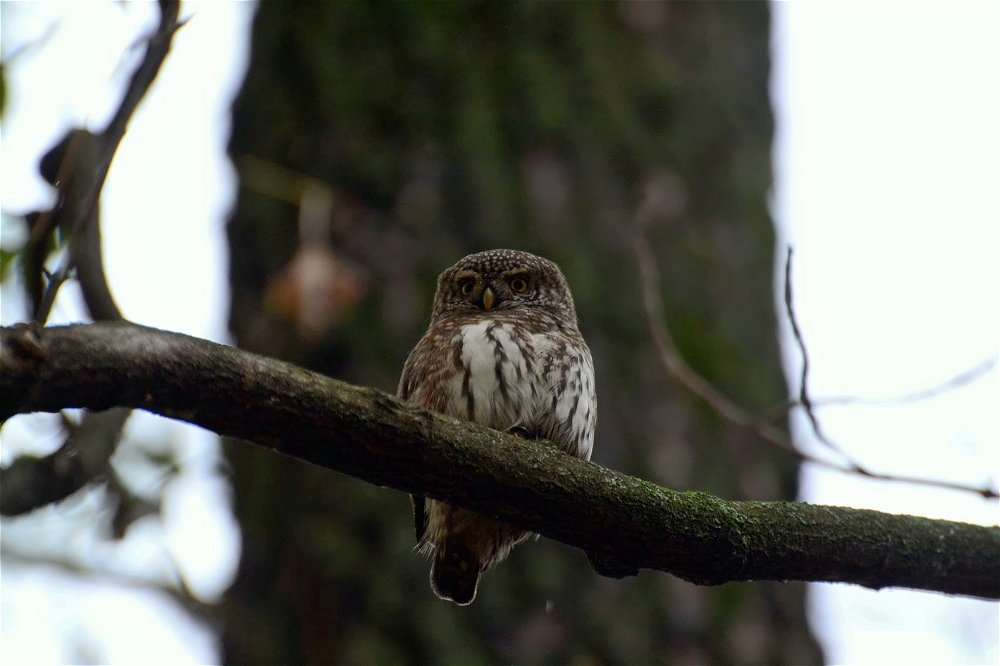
1,322,997,600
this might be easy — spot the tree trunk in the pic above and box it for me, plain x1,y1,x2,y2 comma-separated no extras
222,2,824,663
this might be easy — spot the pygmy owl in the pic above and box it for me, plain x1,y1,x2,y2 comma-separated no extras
398,249,596,605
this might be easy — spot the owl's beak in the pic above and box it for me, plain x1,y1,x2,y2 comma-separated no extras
481,287,495,311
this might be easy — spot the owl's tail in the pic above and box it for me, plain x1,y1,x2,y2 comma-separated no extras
430,539,481,606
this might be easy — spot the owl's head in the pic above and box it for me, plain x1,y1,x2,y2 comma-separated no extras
431,249,576,319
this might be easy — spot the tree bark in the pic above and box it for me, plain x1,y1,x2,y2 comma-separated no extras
2,322,997,600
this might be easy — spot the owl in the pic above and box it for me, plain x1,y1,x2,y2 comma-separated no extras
398,249,596,605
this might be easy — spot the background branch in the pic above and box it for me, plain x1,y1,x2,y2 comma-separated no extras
5,0,181,517
768,357,997,416
0,408,129,516
28,0,181,324
783,247,840,454
632,233,998,500
2,322,997,600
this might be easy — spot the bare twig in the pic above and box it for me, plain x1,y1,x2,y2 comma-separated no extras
33,258,76,324
632,232,998,500
767,357,996,418
0,408,131,516
101,1,185,158
783,247,842,454
632,235,800,451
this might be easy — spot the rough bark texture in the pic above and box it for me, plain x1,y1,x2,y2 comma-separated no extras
3,322,997,601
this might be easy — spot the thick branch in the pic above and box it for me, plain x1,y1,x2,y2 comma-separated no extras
2,323,998,600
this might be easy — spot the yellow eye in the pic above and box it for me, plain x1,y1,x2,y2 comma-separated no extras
509,277,528,293
460,280,475,296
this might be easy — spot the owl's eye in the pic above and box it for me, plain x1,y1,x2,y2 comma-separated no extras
460,280,475,296
509,276,529,293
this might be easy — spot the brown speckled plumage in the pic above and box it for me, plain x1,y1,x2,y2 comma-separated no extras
398,249,596,605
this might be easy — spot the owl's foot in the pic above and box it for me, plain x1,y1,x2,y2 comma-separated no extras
507,425,539,439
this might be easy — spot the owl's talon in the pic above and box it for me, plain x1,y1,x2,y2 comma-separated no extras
507,425,538,439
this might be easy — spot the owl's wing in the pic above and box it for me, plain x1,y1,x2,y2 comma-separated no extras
398,347,432,544
535,334,597,461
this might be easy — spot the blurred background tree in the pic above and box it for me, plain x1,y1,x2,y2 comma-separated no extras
223,2,822,663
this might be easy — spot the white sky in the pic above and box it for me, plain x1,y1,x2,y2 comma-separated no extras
1,2,252,663
772,2,999,663
1,1,997,664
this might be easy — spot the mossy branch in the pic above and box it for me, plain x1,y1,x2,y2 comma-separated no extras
2,322,997,600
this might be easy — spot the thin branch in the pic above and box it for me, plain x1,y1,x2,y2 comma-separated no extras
101,0,185,161
0,407,131,516
767,357,997,418
75,0,184,229
783,246,841,454
32,259,76,325
1,322,997,599
632,233,998,500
